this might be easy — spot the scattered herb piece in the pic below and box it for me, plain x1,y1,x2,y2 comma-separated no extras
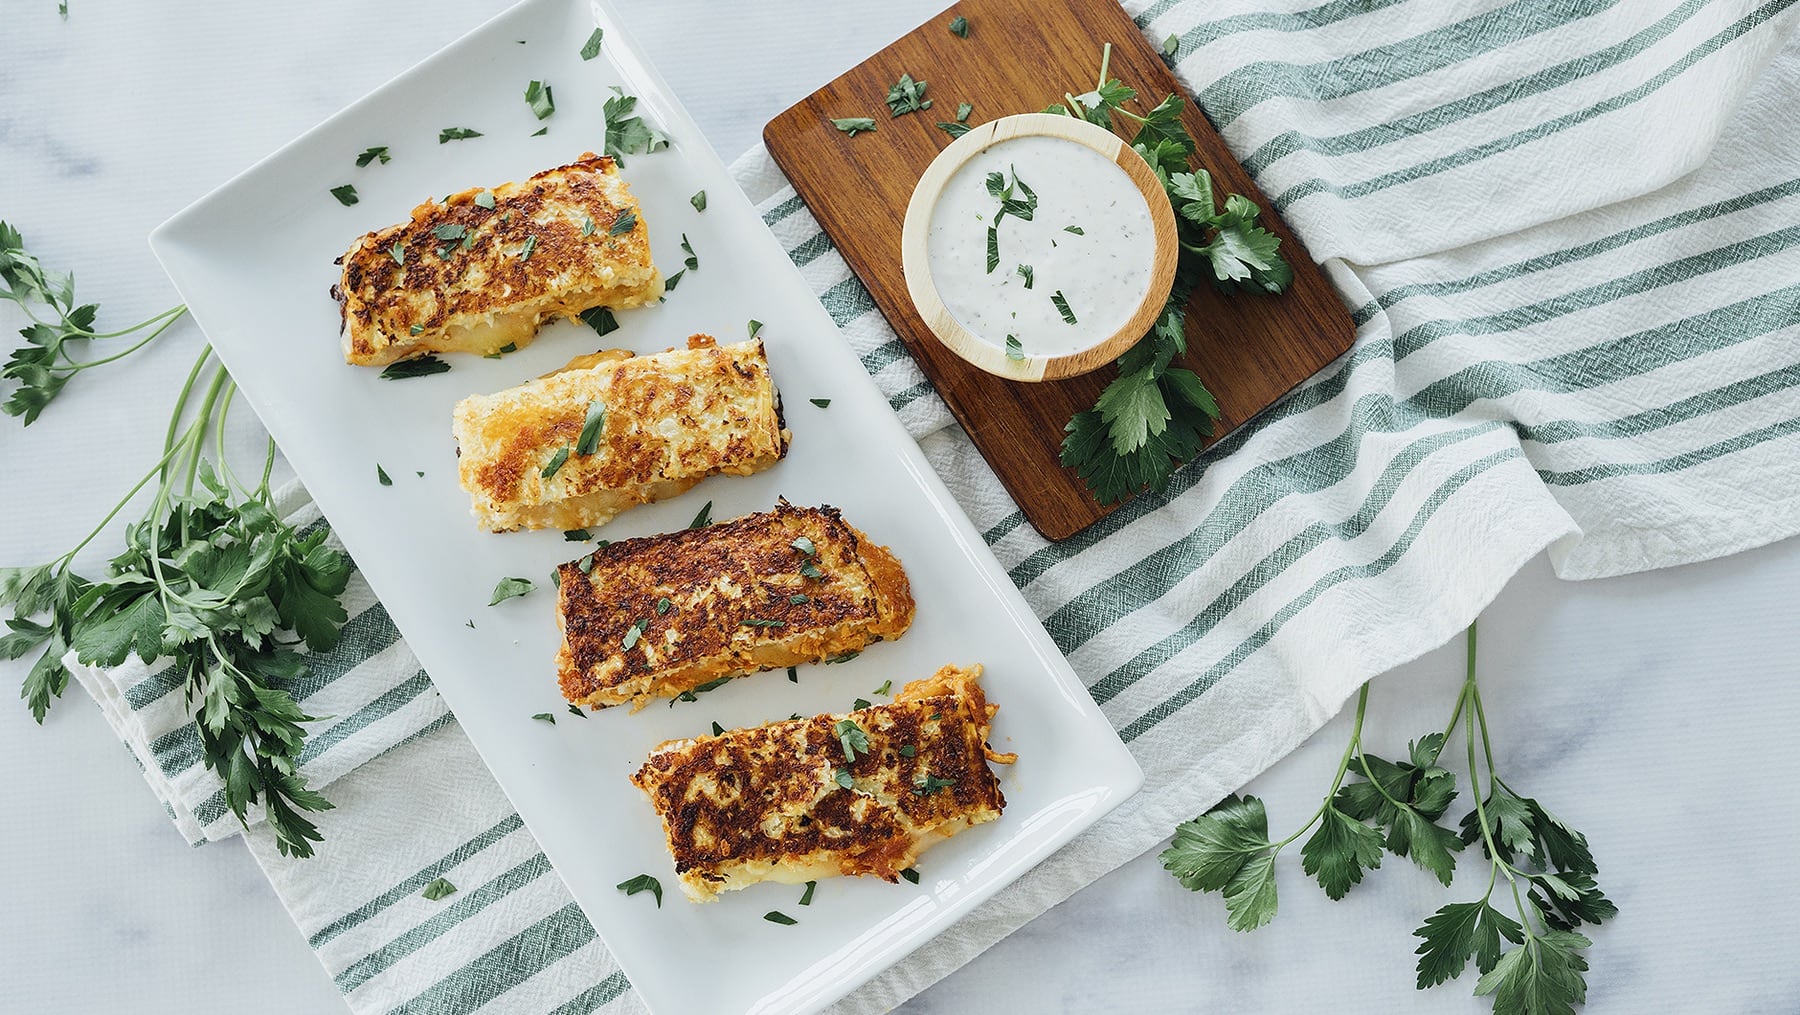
791,536,816,556
564,529,591,541
567,704,587,718
799,881,817,906
1163,33,1180,59
550,569,562,590
518,235,538,261
711,721,725,736
474,190,496,209
376,464,392,486
540,445,570,479
898,745,917,758
1005,335,1025,361
690,190,707,212
1052,291,1077,325
488,577,534,605
1016,263,1034,289
408,324,424,336
380,356,450,380
663,269,685,291
689,500,713,528
831,117,877,137
809,397,830,408
580,306,619,337
621,618,648,650
680,233,698,271
800,561,826,580
900,867,921,884
580,216,596,237
1063,225,1084,235
602,89,669,165
875,680,892,696
655,597,672,615
789,594,810,605
833,767,855,790
355,146,391,167
957,102,973,122
389,241,405,265
985,226,998,274
742,618,787,629
765,911,798,926
524,79,555,120
788,667,799,683
609,209,637,236
438,127,482,143
825,650,860,665
852,697,872,711
531,712,556,724
948,15,969,37
936,121,970,139
885,73,930,117
329,184,359,206
530,127,548,137
747,319,763,339
421,877,458,900
835,718,870,761
665,676,734,707
431,223,466,242
914,773,956,796
580,27,605,60
616,873,663,908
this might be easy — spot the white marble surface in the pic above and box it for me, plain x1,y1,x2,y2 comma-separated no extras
2,2,1797,1013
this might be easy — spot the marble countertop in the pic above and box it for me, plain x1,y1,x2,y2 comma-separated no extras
3,2,1797,1012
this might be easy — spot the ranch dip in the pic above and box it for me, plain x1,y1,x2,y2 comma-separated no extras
925,135,1156,359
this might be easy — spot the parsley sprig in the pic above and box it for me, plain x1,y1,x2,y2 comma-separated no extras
2,343,352,858
1,222,186,425
1159,624,1611,1013
1050,45,1293,504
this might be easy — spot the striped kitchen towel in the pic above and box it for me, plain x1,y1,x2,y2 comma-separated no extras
70,1,1800,1012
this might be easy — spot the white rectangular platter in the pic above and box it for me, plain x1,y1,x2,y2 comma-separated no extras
149,1,1143,1012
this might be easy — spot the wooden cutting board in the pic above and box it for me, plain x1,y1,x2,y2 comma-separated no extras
764,0,1353,540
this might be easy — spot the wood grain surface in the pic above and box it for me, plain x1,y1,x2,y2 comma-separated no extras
764,0,1354,540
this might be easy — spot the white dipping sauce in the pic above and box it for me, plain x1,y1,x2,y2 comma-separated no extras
926,135,1156,358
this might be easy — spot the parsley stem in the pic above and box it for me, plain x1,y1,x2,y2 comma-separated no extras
1096,42,1112,92
71,303,187,341
57,306,186,369
56,432,192,565
161,345,214,483
1271,682,1370,850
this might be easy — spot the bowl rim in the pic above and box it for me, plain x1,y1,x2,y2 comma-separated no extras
899,111,1179,383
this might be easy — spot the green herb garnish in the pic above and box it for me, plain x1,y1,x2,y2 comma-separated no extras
874,680,892,696
1063,225,1084,235
1016,264,1034,289
914,773,956,796
566,704,587,719
835,718,869,761
380,356,450,380
747,319,763,339
575,401,606,455
579,27,604,60
800,561,825,580
531,712,555,724
421,877,458,900
825,651,860,665
376,464,392,486
900,867,921,884
488,577,534,605
474,190,496,209
809,398,830,408
580,216,596,237
655,597,672,615
539,446,570,479
898,744,917,757
1005,335,1024,361
680,233,697,271
799,881,817,906
524,79,555,120
518,235,537,261
602,89,668,166
833,767,855,790
787,667,799,683
852,697,872,711
711,721,725,736
580,306,619,337
985,226,998,274
690,190,707,212
438,127,482,143
1051,291,1077,325
329,184,359,206
885,73,930,116
742,618,787,629
765,910,798,926
831,117,877,137
609,209,637,236
616,873,663,908
791,536,816,556
957,102,973,122
948,15,968,37
789,594,810,605
935,121,970,139
689,501,713,528
621,617,649,650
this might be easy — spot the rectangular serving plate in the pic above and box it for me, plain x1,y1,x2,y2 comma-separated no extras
148,1,1142,1012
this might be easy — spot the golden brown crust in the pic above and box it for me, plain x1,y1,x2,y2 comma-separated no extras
556,501,914,709
336,153,662,366
450,336,790,532
630,664,1012,901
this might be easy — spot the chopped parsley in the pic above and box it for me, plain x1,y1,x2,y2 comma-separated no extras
355,146,390,167
1052,290,1078,325
742,618,787,629
531,712,555,724
474,190,496,209
787,667,799,683
831,117,877,137
948,15,969,37
563,529,591,541
985,225,998,274
957,102,973,122
608,209,637,236
898,744,917,758
711,721,724,736
488,577,534,605
524,79,555,120
579,27,604,60
790,536,816,556
376,464,392,486
379,356,450,380
1005,335,1025,361
900,867,921,884
566,704,587,719
747,319,764,339
539,446,570,479
874,680,892,696
852,697,872,711
764,911,798,926
834,718,870,761
438,127,483,143
809,398,830,408
833,766,855,790
430,223,466,242
580,306,619,337
1063,224,1084,235
329,184,359,206
914,773,956,796
580,216,596,237
1016,263,1034,289
936,121,970,139
616,873,663,908
824,650,860,665
421,877,458,900
885,73,930,116
518,234,538,261
601,89,668,165
389,241,405,265
680,233,698,271
799,881,817,906
689,501,713,528
668,676,733,706
655,597,672,615
690,190,707,212
789,594,810,605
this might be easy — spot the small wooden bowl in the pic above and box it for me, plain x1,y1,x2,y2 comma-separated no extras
900,112,1178,382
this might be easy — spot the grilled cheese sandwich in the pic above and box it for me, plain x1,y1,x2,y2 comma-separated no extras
452,335,789,532
556,501,913,710
335,153,662,366
632,664,1014,901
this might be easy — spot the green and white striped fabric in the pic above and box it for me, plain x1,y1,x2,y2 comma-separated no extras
72,1,1800,1012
